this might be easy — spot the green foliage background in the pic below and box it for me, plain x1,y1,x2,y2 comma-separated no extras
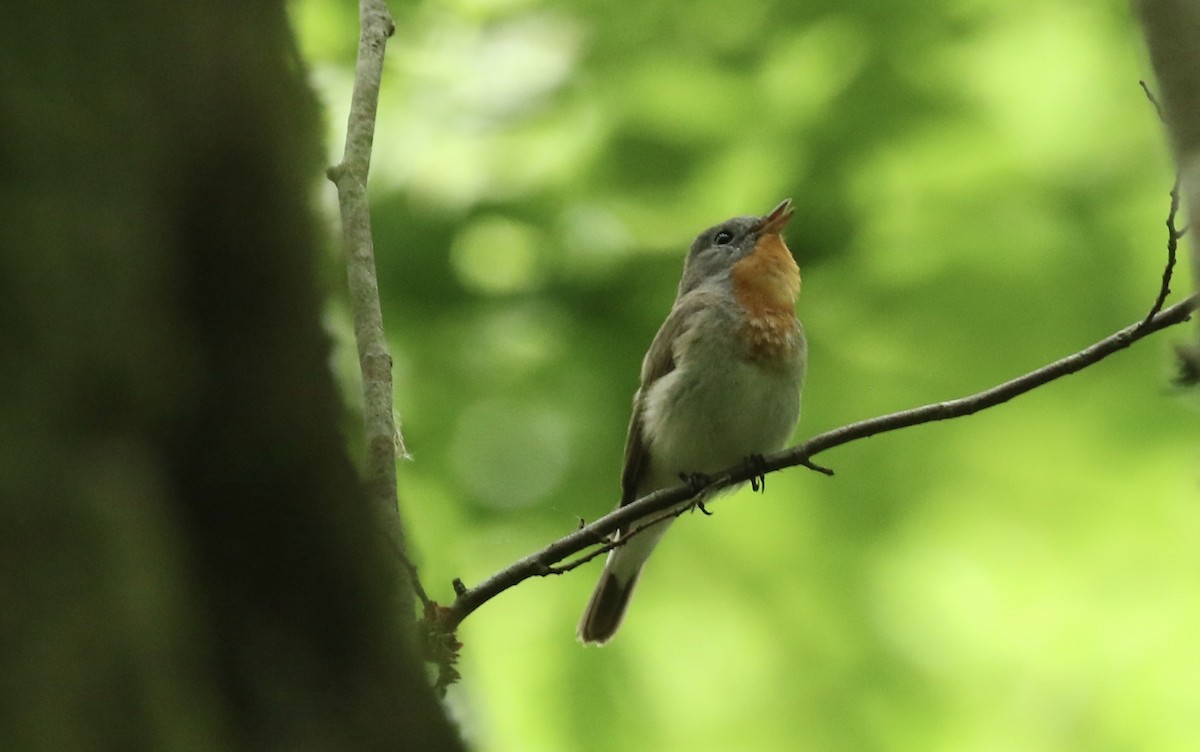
294,0,1197,749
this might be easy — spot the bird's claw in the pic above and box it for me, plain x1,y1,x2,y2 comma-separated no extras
745,453,768,493
679,471,713,494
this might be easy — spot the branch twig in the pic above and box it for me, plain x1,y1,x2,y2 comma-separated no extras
1142,176,1184,327
1138,81,1186,328
326,2,420,611
1139,79,1167,122
438,294,1197,632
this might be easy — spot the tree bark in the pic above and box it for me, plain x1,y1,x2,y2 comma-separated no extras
0,4,463,750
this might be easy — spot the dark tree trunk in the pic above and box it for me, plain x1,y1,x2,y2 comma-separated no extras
0,4,464,750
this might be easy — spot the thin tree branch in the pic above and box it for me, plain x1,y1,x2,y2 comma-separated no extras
1139,79,1167,122
327,2,421,614
1142,176,1185,327
1138,81,1187,328
438,294,1197,632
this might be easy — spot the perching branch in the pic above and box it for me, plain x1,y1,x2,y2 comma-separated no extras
438,293,1196,632
327,2,419,614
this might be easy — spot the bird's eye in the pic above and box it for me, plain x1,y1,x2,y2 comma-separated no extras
714,230,735,245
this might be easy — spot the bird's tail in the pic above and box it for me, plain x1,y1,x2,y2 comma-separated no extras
577,518,673,644
577,566,638,644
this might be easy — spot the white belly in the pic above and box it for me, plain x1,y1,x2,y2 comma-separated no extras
641,356,801,486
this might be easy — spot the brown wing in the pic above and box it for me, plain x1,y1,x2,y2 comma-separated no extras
618,292,713,508
617,392,653,508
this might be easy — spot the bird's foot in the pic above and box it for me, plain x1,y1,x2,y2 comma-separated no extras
679,471,713,494
745,453,768,493
679,472,715,515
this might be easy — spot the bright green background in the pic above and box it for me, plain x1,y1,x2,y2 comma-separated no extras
294,0,1197,749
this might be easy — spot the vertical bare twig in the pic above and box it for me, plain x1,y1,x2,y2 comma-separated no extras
1141,176,1184,327
1137,81,1186,328
326,1,420,618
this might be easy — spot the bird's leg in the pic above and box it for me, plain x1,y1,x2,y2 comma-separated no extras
744,453,768,493
679,471,713,492
679,472,715,515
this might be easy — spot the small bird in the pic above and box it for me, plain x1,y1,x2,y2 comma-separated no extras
578,199,807,644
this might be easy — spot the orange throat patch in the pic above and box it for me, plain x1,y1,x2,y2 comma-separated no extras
731,232,801,363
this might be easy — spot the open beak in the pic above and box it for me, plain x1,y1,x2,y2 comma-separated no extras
756,198,794,235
